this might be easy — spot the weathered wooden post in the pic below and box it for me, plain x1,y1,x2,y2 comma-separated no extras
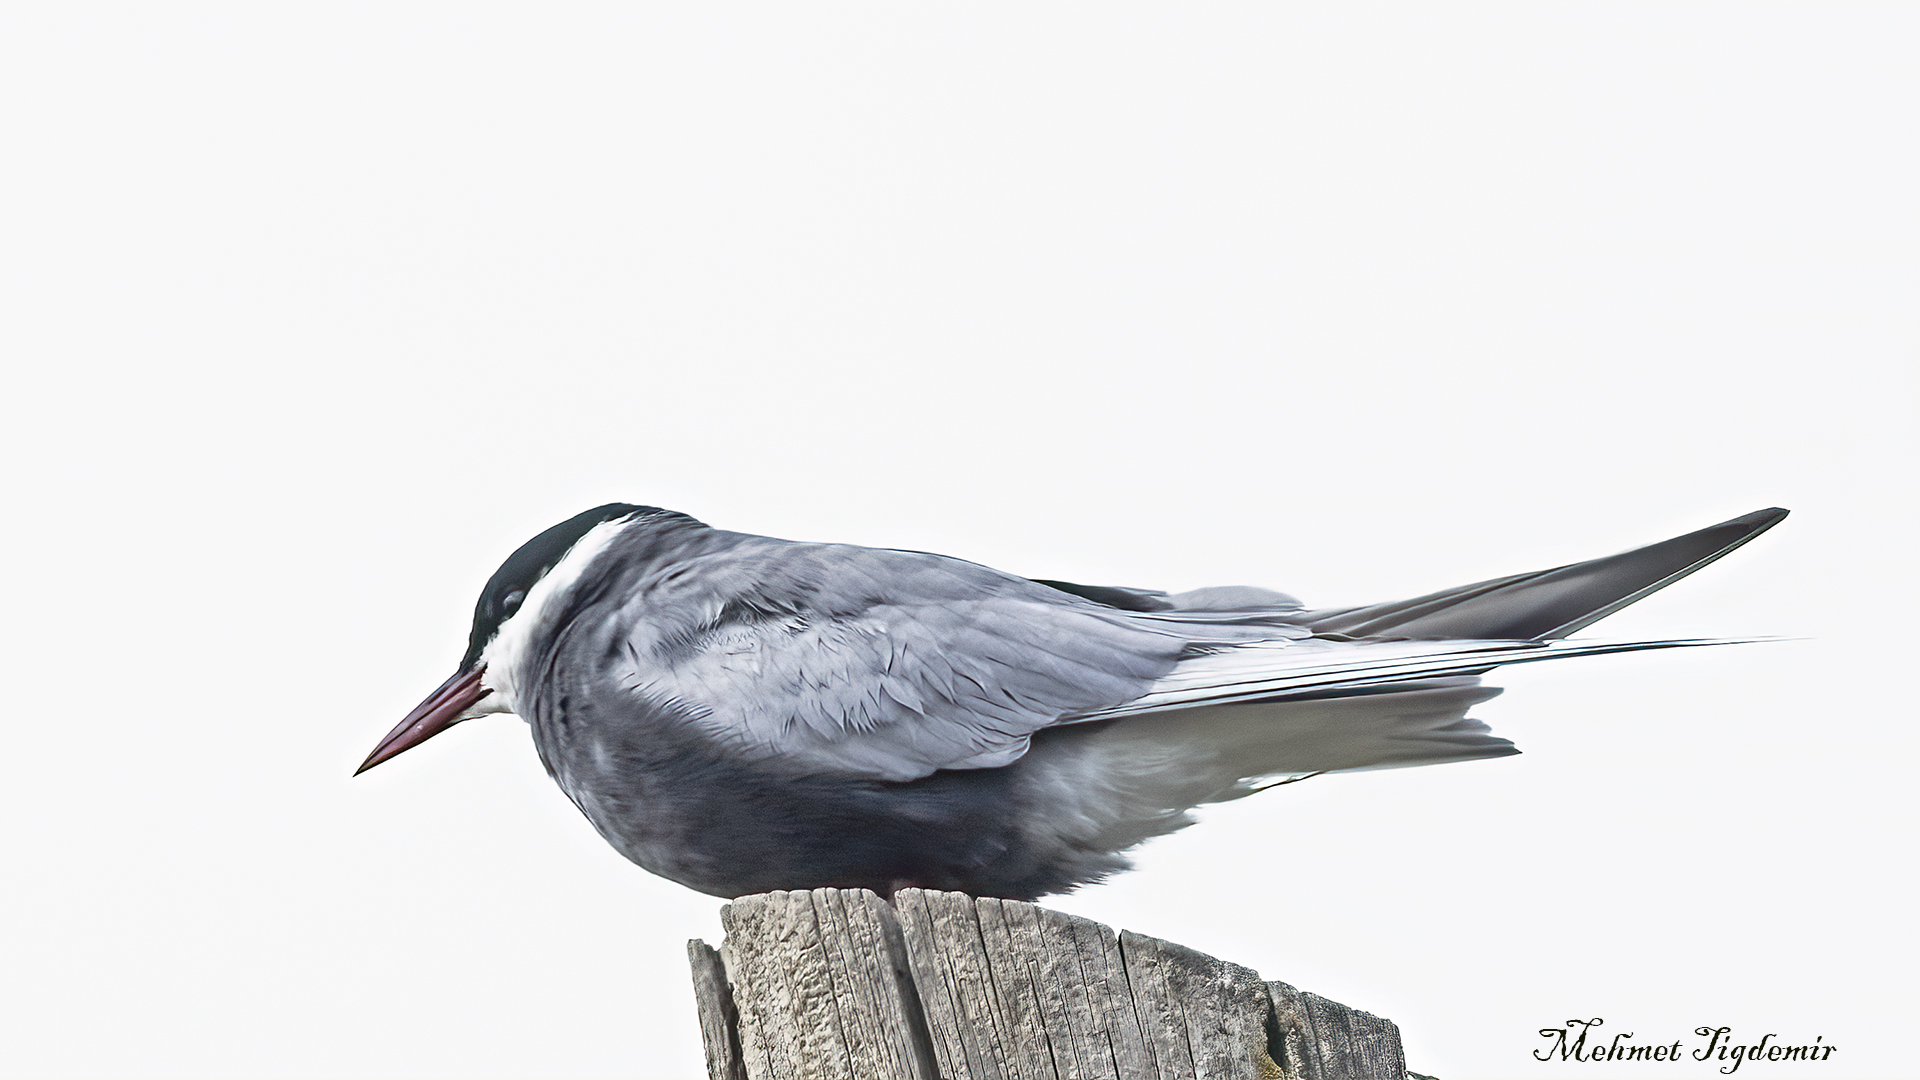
688,887,1419,1080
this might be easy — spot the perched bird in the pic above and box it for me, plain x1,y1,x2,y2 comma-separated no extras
359,506,1784,900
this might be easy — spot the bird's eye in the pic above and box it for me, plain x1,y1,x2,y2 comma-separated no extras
502,590,526,614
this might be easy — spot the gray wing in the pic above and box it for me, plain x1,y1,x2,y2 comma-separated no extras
595,508,1779,783
1292,507,1788,640
603,535,1309,781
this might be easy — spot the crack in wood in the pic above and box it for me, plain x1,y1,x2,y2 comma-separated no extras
690,888,1411,1080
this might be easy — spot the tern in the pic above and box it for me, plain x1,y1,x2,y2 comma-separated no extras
359,506,1784,900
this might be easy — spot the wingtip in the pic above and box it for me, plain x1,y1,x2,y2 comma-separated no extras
1708,507,1790,547
1670,507,1790,553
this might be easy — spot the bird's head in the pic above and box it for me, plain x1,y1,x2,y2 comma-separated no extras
355,502,647,775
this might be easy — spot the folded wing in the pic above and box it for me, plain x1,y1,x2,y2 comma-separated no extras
606,509,1783,785
606,538,1309,781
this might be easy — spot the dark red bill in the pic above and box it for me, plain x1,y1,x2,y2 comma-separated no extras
356,666,492,775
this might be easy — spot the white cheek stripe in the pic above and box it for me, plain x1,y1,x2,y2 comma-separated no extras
481,515,636,712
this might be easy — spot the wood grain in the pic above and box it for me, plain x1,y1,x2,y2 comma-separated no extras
1120,931,1280,1079
691,889,1416,1080
687,939,746,1080
1268,979,1406,1079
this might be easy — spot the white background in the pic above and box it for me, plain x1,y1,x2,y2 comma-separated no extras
3,4,1914,1078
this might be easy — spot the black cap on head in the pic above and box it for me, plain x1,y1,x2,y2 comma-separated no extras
461,503,647,668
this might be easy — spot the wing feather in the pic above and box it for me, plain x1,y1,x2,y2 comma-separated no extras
579,513,1772,784
601,533,1308,780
